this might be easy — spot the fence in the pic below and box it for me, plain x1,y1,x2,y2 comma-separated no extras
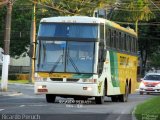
0,65,30,74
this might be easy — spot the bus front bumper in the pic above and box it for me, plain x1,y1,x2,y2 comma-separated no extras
34,82,100,97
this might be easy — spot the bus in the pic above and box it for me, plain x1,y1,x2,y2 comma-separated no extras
34,16,138,104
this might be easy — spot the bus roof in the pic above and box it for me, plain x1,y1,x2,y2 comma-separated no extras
40,16,137,37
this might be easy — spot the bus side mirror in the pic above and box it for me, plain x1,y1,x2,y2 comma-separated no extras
102,55,106,62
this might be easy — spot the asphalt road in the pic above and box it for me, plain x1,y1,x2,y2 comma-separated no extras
0,84,158,120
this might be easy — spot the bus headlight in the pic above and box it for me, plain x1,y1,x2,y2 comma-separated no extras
156,83,160,87
38,85,46,89
83,86,92,91
38,85,43,89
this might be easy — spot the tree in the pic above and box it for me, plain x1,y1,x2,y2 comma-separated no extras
110,0,160,75
111,0,155,32
0,0,116,58
38,0,112,16
148,51,160,70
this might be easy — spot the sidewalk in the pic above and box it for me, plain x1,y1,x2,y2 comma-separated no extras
0,83,23,97
0,90,22,97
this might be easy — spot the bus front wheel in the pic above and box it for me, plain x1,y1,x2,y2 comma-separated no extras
95,96,104,104
46,94,56,103
95,83,105,104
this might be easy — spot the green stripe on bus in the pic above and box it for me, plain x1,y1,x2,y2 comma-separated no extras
72,74,92,79
110,51,120,87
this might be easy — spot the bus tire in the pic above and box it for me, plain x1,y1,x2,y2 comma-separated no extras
111,96,119,102
74,96,88,101
119,84,129,102
46,94,56,103
95,83,105,104
95,96,104,104
140,91,143,95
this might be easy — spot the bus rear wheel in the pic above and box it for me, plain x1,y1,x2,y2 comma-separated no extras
46,94,56,103
140,91,143,95
111,96,119,102
119,84,129,102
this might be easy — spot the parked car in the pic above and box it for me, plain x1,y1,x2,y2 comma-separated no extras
139,73,160,95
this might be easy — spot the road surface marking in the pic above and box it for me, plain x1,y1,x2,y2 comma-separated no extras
28,105,47,107
116,111,125,120
0,109,5,111
19,105,25,107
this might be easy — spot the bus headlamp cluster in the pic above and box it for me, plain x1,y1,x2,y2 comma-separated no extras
156,83,160,87
83,86,92,91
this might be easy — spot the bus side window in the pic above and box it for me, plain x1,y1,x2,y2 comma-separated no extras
100,24,104,40
119,32,122,50
114,30,116,49
127,35,130,52
111,30,114,48
124,34,127,51
130,37,133,53
107,28,111,47
121,33,124,50
135,38,138,53
105,27,108,46
116,31,120,50
126,35,129,52
98,41,105,75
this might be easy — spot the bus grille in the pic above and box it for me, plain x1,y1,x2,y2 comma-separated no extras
50,78,63,81
67,78,79,82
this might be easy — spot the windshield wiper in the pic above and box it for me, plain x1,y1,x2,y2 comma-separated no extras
50,48,65,73
66,49,79,73
68,55,79,73
50,55,64,73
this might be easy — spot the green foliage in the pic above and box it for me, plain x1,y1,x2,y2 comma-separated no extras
10,1,32,57
110,0,160,74
148,52,160,70
38,0,111,16
8,74,29,80
0,0,32,58
8,79,29,84
0,0,159,73
1,0,114,58
135,96,160,120
112,0,155,22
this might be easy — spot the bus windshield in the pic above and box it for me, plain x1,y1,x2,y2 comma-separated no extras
36,40,95,73
38,23,98,39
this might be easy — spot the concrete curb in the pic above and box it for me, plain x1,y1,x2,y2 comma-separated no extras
0,91,23,97
8,83,34,87
0,83,31,97
132,107,137,120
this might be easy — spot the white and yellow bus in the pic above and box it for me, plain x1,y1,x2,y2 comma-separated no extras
34,16,138,104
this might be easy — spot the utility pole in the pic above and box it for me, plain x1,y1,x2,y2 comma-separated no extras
1,0,12,91
29,0,36,83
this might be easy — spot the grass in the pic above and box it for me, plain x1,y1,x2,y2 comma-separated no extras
135,96,160,120
8,80,30,84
